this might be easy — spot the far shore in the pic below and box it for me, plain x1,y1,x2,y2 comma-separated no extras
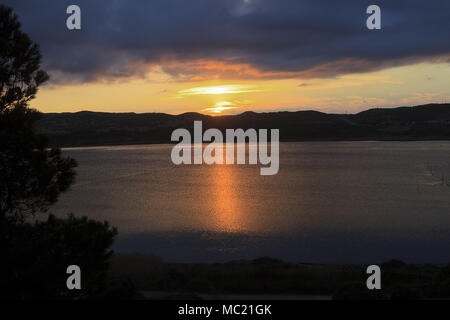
36,104,450,148
57,137,450,149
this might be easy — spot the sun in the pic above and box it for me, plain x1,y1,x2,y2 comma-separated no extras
174,84,259,114
204,101,237,114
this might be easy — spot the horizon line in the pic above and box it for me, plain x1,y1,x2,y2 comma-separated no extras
38,102,450,117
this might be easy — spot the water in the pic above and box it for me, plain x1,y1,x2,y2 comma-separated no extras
52,142,450,264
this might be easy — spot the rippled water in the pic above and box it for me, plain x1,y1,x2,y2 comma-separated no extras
52,142,450,263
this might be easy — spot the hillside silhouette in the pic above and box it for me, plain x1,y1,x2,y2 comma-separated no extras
36,103,450,147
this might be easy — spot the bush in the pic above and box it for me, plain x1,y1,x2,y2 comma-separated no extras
1,214,125,299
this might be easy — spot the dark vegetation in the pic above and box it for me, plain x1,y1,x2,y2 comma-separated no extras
110,254,450,300
0,5,135,299
36,103,450,147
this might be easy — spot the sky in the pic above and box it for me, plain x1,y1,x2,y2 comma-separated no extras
4,0,450,115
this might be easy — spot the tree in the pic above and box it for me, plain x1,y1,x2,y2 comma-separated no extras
0,5,130,299
2,214,119,299
0,6,49,111
0,5,77,222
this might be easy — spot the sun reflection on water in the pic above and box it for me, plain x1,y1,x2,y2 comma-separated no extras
208,164,248,233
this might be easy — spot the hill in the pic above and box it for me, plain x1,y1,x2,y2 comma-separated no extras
35,103,450,147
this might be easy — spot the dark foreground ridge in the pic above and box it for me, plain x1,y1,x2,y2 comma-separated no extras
110,254,450,300
36,103,450,147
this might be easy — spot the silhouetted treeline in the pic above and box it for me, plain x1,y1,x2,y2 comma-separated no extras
36,104,450,147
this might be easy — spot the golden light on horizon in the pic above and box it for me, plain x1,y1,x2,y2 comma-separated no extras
204,101,238,114
176,84,260,114
30,62,450,114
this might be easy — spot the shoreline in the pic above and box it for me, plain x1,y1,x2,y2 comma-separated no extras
56,137,450,149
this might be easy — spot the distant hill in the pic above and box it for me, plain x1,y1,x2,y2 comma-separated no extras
35,103,450,147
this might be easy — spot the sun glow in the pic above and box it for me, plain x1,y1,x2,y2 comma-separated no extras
178,85,258,96
31,62,450,115
204,101,238,114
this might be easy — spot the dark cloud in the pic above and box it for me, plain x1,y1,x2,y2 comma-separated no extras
3,0,450,83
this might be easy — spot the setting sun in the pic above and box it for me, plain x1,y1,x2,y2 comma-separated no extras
204,101,238,114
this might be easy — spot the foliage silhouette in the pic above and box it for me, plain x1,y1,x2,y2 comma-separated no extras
2,214,119,299
0,5,76,222
0,5,130,299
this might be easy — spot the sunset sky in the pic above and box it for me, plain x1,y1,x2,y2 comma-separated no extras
5,0,450,115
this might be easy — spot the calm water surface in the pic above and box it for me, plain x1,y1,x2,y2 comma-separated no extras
52,142,450,263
